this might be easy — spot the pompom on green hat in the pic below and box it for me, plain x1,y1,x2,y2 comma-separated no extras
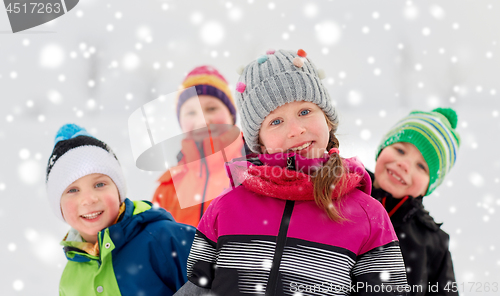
375,108,460,196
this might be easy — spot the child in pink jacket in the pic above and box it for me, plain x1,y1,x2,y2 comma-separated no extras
175,49,409,296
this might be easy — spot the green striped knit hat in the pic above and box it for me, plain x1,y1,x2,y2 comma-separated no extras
375,108,460,196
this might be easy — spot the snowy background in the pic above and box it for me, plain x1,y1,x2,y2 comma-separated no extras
1,0,499,295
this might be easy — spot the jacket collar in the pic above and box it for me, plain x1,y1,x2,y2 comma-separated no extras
61,199,174,258
158,127,243,183
61,202,127,257
181,125,241,164
225,153,371,201
367,170,435,226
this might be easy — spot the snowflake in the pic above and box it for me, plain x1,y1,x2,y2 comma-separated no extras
380,271,390,281
13,280,24,291
199,276,208,286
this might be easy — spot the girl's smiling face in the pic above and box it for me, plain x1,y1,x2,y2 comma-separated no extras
259,101,331,159
60,174,121,244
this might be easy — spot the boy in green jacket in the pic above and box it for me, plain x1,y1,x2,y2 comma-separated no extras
46,124,195,296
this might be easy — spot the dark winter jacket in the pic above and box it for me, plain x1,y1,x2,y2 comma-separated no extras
59,198,196,296
368,171,458,296
176,154,409,296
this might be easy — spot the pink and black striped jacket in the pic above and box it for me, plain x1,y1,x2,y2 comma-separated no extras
184,153,409,296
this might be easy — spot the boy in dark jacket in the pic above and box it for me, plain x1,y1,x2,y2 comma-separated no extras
370,108,460,296
46,124,195,296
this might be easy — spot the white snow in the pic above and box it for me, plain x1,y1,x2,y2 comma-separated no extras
469,172,484,187
200,21,225,45
304,4,318,18
19,149,30,160
315,21,341,45
122,53,140,70
430,5,445,20
13,280,24,291
40,45,65,68
18,160,42,185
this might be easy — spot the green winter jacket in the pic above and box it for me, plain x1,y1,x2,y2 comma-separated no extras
59,199,195,296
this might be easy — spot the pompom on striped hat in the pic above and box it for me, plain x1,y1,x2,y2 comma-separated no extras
176,65,237,124
46,124,127,222
376,108,461,196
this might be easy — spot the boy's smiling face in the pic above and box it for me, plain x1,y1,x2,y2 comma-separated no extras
373,142,430,198
60,173,121,244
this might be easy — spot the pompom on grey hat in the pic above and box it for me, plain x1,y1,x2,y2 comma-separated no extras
234,49,337,153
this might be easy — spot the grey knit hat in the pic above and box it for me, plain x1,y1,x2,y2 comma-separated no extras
235,49,337,153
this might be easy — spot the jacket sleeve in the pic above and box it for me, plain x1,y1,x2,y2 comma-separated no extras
351,241,409,295
351,197,409,295
151,221,196,294
185,197,221,290
427,232,459,296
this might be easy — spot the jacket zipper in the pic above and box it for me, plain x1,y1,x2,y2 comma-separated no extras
200,156,209,221
196,142,210,221
266,200,295,296
97,231,104,268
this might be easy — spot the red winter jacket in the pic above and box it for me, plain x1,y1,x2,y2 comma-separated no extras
152,126,245,227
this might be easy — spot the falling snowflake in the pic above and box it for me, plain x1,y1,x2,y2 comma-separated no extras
403,6,419,20
380,271,390,281
347,90,362,105
190,12,203,25
228,7,243,21
304,3,318,17
360,129,371,141
469,172,485,187
200,21,225,45
19,149,30,160
8,243,16,252
315,21,341,45
430,5,445,20
262,259,272,270
40,44,65,68
199,276,208,286
18,160,42,185
13,280,24,291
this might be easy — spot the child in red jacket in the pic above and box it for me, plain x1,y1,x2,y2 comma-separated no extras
152,65,247,227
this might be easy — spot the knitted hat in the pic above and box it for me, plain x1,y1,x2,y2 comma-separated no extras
375,108,461,196
234,49,337,153
46,124,127,222
176,65,237,123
